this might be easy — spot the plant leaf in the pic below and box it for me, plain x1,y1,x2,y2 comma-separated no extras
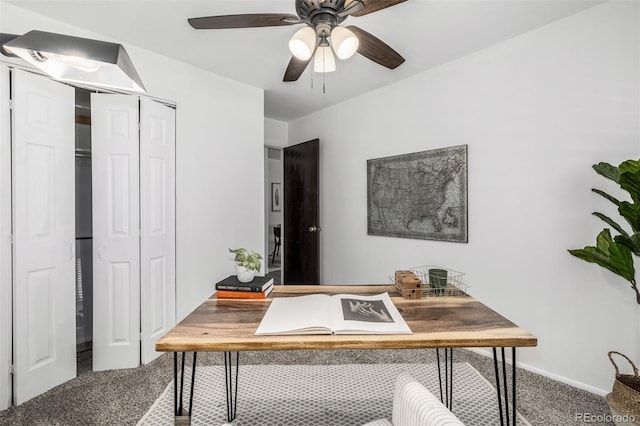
619,169,640,204
593,162,620,183
618,202,640,233
569,229,635,283
568,247,621,277
229,248,249,262
614,233,640,256
591,188,620,207
618,159,640,174
595,228,614,254
592,212,628,236
609,242,635,281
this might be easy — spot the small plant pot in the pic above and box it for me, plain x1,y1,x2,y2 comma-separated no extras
428,269,448,294
236,264,256,283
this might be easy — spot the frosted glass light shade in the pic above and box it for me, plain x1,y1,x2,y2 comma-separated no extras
313,46,336,73
288,27,316,60
3,30,146,93
331,26,359,60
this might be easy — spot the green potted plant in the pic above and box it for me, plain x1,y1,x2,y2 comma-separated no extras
229,248,262,283
568,159,640,304
569,160,640,426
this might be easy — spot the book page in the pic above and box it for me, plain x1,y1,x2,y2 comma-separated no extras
330,293,412,335
255,294,333,335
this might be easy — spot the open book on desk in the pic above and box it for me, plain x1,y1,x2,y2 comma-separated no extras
255,292,412,335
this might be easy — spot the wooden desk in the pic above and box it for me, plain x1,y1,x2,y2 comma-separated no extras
156,285,537,425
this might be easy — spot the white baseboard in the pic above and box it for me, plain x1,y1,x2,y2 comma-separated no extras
468,348,609,397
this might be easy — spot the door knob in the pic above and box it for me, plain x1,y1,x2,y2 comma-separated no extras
308,226,322,233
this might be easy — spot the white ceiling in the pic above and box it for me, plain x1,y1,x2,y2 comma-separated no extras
6,0,604,122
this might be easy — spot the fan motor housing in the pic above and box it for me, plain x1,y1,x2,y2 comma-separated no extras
296,0,347,27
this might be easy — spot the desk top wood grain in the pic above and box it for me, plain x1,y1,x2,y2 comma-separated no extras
155,285,537,352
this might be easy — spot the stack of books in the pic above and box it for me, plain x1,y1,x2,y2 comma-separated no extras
215,275,275,299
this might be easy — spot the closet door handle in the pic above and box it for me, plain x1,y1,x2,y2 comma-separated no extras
97,242,103,259
68,242,74,261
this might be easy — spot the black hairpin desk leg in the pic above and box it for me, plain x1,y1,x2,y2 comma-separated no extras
436,348,454,410
493,347,517,426
174,352,197,425
224,351,240,423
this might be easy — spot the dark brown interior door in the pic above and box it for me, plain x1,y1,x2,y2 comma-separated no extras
283,139,320,284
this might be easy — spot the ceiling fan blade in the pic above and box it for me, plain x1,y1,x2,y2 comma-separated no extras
350,0,407,17
283,56,312,82
347,26,405,69
188,13,300,30
337,0,365,18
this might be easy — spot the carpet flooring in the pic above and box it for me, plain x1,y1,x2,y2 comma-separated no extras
0,348,614,426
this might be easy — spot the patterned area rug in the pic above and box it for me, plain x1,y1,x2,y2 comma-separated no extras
138,363,530,426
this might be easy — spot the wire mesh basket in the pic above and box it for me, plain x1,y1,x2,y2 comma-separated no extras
409,265,468,297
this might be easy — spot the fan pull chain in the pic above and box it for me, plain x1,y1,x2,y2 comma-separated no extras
322,45,326,94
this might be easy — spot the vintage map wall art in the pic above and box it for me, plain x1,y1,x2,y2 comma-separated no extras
367,145,468,243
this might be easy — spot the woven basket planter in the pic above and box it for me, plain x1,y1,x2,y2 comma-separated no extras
606,351,640,426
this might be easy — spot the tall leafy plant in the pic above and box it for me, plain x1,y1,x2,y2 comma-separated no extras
568,160,640,304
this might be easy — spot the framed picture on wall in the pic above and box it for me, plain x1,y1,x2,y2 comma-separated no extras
271,183,281,211
367,144,468,242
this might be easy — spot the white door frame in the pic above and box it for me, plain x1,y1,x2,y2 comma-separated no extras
0,64,13,411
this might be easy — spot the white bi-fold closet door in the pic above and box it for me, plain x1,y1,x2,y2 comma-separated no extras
139,97,177,364
91,94,176,371
10,70,176,404
12,69,77,405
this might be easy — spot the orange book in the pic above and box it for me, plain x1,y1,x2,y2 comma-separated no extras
216,284,274,299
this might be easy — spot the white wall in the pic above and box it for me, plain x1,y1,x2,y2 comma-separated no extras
265,118,288,148
289,1,640,394
1,3,265,320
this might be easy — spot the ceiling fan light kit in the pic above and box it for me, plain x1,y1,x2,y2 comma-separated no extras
313,46,336,73
330,26,358,60
188,0,408,82
289,26,316,60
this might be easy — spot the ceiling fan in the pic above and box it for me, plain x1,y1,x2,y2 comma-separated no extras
188,0,407,82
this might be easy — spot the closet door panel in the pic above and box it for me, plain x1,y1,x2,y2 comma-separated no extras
13,69,76,404
92,94,140,370
140,98,175,364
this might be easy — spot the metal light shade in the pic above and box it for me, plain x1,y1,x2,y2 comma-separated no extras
288,26,316,60
3,30,146,93
313,46,336,73
330,26,358,60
